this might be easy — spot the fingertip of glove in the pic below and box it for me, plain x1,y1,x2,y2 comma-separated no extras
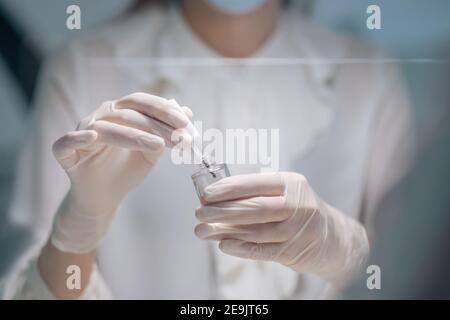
194,223,206,239
181,106,193,119
218,239,241,253
83,130,98,143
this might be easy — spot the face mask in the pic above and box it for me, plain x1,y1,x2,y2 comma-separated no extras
206,0,269,15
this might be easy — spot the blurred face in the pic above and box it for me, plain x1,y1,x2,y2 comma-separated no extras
180,0,281,57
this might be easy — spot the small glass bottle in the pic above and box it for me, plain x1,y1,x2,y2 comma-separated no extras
191,160,230,203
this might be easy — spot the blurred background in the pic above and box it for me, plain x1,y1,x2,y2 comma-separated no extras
0,0,449,298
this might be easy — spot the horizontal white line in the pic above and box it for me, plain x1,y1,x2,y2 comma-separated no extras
90,57,449,67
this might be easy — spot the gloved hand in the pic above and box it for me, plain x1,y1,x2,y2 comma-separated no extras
51,93,192,253
195,172,370,286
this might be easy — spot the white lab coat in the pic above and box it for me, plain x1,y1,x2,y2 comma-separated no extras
4,4,415,299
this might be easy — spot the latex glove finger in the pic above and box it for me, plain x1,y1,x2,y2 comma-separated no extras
95,107,190,148
52,130,98,170
203,172,285,203
115,93,189,128
219,239,281,261
180,105,193,119
196,206,322,245
196,196,289,224
87,120,165,155
195,221,291,243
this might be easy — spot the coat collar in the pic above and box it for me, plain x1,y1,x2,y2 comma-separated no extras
100,4,350,96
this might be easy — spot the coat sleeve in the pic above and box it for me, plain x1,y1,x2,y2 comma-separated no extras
3,42,113,299
290,47,417,299
360,55,417,243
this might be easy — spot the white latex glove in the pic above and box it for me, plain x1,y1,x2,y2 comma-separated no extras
51,93,192,253
195,172,370,286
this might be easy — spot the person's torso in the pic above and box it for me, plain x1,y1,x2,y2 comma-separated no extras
71,5,376,299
